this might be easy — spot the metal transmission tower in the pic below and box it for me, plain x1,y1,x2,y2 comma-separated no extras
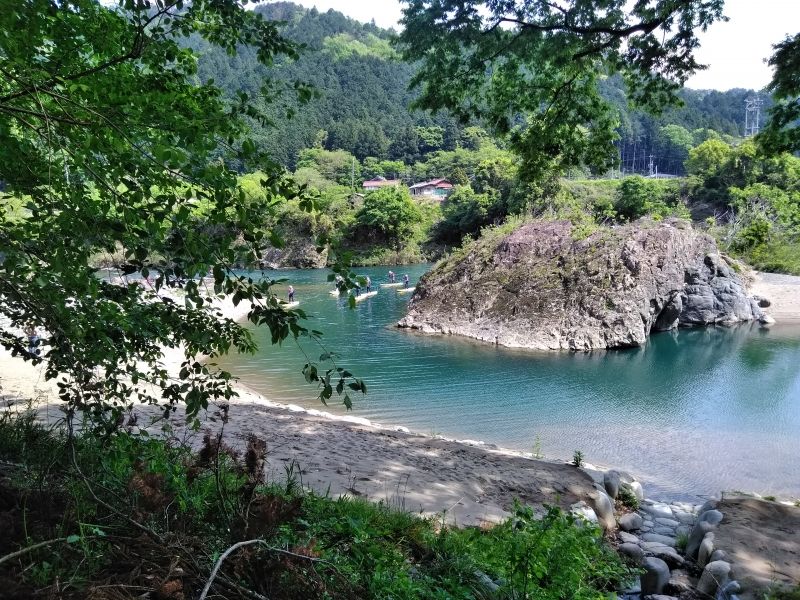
744,97,763,137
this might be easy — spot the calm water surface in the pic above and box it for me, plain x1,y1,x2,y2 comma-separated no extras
218,265,800,499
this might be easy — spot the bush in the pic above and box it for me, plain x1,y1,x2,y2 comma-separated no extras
748,241,800,275
614,176,688,221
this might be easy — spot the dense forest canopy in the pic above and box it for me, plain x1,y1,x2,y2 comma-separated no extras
193,2,769,177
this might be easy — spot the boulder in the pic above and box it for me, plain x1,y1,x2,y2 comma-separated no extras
619,513,643,532
710,549,728,563
698,533,715,569
641,533,676,547
619,531,640,544
672,510,695,525
686,520,717,559
648,546,685,569
627,481,645,502
697,561,732,597
571,501,599,525
718,580,742,600
641,557,670,596
398,220,763,351
698,499,719,514
589,490,616,531
618,542,645,564
604,470,621,499
664,570,693,596
698,509,724,526
641,502,675,520
753,295,771,307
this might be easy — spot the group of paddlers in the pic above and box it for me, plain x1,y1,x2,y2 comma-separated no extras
289,271,412,302
387,270,411,288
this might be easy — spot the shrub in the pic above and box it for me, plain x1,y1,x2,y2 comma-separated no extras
618,486,640,510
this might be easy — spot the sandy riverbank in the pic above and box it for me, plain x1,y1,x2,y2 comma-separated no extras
0,355,599,527
0,291,599,525
749,271,800,322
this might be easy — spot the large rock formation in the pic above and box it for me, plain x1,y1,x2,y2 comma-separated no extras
397,219,763,350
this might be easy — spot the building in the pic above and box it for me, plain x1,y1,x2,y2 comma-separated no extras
408,178,453,200
362,176,400,192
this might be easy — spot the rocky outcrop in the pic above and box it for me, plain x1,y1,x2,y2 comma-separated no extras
398,219,763,350
259,240,328,269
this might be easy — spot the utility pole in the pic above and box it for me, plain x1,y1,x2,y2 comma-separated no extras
744,96,763,137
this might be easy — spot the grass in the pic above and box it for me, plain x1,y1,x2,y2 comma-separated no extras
0,409,634,599
675,532,689,553
764,584,800,600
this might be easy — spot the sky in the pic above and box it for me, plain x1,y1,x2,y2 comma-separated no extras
282,0,800,91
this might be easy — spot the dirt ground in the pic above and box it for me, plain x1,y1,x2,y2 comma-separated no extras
714,496,800,597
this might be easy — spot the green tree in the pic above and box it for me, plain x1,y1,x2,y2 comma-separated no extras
398,0,725,183
686,138,734,179
760,32,800,153
656,124,695,169
0,0,363,423
614,176,686,221
297,147,361,187
352,187,421,248
435,185,495,243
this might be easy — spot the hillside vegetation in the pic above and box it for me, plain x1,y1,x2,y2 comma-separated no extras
189,3,798,272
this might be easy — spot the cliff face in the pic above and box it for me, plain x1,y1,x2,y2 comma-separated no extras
397,219,763,351
259,240,328,269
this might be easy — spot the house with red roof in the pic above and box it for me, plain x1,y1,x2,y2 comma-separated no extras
408,178,453,200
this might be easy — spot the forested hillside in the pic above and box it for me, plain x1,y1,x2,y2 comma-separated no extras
193,2,460,168
193,2,766,176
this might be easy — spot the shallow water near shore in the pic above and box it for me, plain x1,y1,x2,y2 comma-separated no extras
217,264,800,500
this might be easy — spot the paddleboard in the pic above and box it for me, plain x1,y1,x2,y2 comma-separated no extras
283,301,300,308
380,282,403,288
354,290,378,302
329,289,341,296
397,287,416,295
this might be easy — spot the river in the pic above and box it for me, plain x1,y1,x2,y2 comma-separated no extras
216,264,800,499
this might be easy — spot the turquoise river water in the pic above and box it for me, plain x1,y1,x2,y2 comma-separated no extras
217,264,800,499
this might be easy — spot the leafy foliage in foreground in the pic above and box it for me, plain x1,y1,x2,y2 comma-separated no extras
398,0,725,183
0,1,364,422
0,411,633,599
